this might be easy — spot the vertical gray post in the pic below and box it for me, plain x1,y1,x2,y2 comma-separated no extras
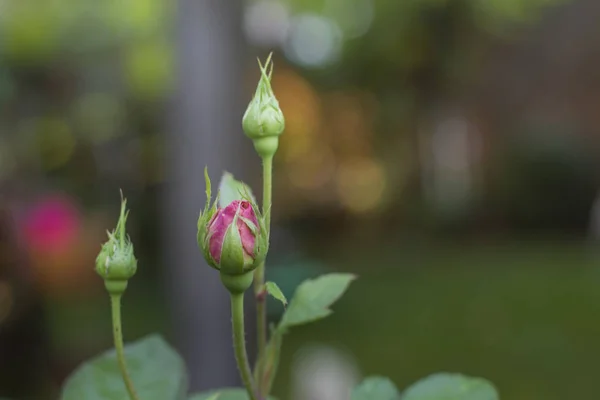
166,0,246,391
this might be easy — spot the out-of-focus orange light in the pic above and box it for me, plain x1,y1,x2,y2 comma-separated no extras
336,157,386,213
325,91,377,157
272,67,322,162
287,143,336,191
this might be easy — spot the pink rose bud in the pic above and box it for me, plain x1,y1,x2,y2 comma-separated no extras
198,168,268,293
207,200,259,266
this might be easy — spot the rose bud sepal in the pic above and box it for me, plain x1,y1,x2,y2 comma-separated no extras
197,167,220,270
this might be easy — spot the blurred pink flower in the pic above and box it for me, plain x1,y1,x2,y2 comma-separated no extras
22,196,80,255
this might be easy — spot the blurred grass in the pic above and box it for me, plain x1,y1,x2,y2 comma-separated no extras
273,240,600,400
44,240,600,400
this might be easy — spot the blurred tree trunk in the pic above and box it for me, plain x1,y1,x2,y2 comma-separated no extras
166,0,249,391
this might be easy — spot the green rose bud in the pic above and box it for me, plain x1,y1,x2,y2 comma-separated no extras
242,52,285,159
95,193,137,294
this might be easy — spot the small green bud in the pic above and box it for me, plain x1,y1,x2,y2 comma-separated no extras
242,52,285,158
95,193,137,293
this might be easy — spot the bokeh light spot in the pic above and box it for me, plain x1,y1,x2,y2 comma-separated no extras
336,158,386,213
36,118,76,170
244,0,291,47
272,68,322,162
1,2,60,62
324,0,374,39
23,195,81,256
74,93,124,144
284,13,343,68
108,0,167,36
287,144,336,191
125,40,173,99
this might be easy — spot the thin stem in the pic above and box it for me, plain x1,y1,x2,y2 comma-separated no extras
261,330,283,396
254,155,272,395
110,294,140,400
254,260,267,373
231,293,258,400
262,155,273,229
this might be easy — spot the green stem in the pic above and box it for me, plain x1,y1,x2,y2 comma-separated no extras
254,155,273,395
231,293,258,400
110,294,140,400
262,330,283,396
262,155,273,230
254,260,267,367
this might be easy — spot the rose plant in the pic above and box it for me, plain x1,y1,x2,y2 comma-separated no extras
51,54,500,400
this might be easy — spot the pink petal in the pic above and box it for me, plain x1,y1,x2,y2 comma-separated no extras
237,201,258,256
207,200,260,264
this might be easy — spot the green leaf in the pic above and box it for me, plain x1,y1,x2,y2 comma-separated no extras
197,394,220,400
265,281,287,307
264,258,327,319
352,376,401,400
61,334,188,400
218,172,256,208
188,389,276,400
279,273,356,331
402,373,499,400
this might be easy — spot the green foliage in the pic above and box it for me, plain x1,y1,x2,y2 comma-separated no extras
264,258,328,318
255,273,355,396
195,394,220,400
61,334,187,400
218,172,256,208
188,389,276,400
350,373,499,400
265,281,287,307
352,376,401,400
402,373,499,400
278,273,356,331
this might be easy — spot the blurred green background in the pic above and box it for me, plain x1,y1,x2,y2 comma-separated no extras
2,0,600,399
